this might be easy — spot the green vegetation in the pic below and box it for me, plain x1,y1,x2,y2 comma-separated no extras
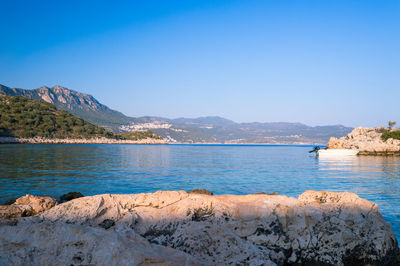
388,120,397,129
0,94,162,140
381,130,400,141
114,131,162,141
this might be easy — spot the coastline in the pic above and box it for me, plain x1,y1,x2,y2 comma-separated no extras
0,137,324,145
169,142,319,146
0,137,167,145
358,150,400,156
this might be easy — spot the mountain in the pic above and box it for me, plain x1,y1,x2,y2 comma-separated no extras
0,84,353,144
120,115,352,144
0,94,161,141
170,116,237,127
137,119,352,144
0,84,130,129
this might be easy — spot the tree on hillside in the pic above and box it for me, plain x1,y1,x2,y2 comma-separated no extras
388,121,396,130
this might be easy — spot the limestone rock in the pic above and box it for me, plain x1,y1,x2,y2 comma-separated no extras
0,222,199,265
98,219,115,229
0,194,57,224
326,137,343,149
14,194,58,210
327,127,400,155
0,191,397,265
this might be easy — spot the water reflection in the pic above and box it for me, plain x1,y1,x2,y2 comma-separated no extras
317,156,359,172
318,155,400,179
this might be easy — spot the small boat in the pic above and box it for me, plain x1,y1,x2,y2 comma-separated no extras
309,146,359,157
317,149,359,157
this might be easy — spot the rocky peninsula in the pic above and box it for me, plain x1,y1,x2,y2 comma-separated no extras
0,94,166,145
1,190,398,265
327,127,400,155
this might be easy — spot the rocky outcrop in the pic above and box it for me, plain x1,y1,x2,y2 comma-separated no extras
327,127,400,155
0,195,57,225
0,190,398,265
0,136,166,144
60,192,84,202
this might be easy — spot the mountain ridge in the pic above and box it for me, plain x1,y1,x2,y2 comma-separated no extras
0,84,353,144
0,84,131,128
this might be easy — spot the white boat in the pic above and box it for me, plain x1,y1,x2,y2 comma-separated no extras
317,149,359,157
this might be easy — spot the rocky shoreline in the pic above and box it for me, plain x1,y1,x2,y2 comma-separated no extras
0,136,167,144
327,127,400,155
1,190,398,265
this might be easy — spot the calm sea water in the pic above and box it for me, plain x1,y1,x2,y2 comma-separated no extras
1,144,400,240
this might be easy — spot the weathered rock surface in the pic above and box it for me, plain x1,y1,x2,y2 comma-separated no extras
0,194,57,225
0,222,199,265
327,127,400,155
0,191,398,265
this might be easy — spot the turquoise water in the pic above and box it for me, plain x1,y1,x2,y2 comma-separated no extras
1,144,400,240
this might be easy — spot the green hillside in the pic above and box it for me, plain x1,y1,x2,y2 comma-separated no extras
0,84,132,129
0,94,162,140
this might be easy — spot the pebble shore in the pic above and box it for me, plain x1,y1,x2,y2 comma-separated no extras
0,137,166,144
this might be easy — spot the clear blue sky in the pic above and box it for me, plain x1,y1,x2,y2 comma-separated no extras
1,0,399,127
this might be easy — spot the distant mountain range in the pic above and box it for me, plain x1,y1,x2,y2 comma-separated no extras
0,84,353,144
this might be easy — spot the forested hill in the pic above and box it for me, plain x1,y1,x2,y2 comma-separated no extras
0,84,130,128
0,94,161,141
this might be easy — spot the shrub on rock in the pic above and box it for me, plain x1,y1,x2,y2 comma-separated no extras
188,189,213,195
60,192,84,202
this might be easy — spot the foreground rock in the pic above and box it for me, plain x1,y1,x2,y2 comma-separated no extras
0,222,198,265
0,194,57,225
0,191,398,265
327,127,400,155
